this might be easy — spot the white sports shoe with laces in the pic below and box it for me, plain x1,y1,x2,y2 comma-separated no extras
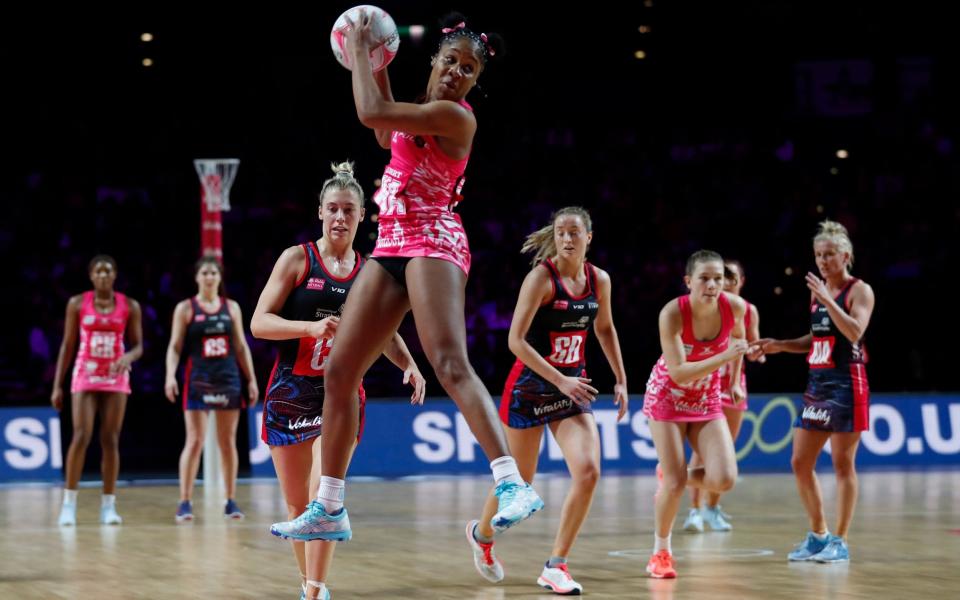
465,520,504,583
537,562,583,595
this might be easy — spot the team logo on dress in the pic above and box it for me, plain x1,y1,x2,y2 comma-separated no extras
202,394,230,406
82,315,96,325
194,314,206,322
553,300,569,310
307,277,326,291
802,406,831,425
674,400,709,414
561,316,591,328
288,415,323,430
533,399,572,417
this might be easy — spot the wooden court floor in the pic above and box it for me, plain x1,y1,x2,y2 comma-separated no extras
1,470,958,599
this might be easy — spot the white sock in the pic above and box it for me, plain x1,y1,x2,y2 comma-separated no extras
490,456,524,485
813,530,830,542
654,534,671,554
306,580,327,599
63,489,78,505
317,476,345,513
101,494,116,508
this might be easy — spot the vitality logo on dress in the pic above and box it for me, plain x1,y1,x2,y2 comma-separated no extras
288,415,323,430
802,406,831,425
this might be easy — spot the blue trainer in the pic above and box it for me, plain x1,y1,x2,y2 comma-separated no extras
701,505,732,531
682,508,704,533
811,535,850,563
787,531,830,561
490,481,544,533
175,500,193,523
224,498,245,520
271,500,352,542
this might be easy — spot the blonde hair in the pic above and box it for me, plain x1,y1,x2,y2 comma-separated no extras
814,219,854,272
319,161,364,205
521,206,592,266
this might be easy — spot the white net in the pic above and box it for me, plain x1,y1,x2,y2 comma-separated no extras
194,158,240,212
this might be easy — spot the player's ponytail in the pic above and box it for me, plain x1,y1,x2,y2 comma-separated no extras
521,206,592,266
319,161,365,205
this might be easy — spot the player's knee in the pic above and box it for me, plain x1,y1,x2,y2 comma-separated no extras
185,436,204,456
706,469,736,493
324,365,357,398
791,454,816,475
662,471,688,497
216,434,235,453
574,461,601,489
70,427,93,449
99,431,120,452
431,353,474,389
833,459,857,480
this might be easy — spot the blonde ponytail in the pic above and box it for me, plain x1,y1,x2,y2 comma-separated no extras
521,206,592,265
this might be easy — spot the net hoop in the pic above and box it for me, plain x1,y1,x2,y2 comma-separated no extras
194,158,240,212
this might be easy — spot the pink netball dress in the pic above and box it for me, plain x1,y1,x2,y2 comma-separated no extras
642,294,735,422
70,291,131,394
371,99,473,275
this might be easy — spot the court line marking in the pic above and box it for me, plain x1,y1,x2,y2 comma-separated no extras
609,548,776,560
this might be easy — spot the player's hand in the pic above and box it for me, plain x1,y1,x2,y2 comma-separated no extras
403,365,426,405
806,272,832,305
109,354,133,375
723,338,749,360
343,9,383,55
751,338,780,359
51,388,64,411
164,378,179,403
730,383,746,405
559,376,599,407
613,383,629,421
306,316,340,340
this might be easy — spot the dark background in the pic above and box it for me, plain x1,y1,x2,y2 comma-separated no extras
1,1,955,476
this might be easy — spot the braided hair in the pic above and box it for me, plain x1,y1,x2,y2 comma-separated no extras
437,12,505,65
